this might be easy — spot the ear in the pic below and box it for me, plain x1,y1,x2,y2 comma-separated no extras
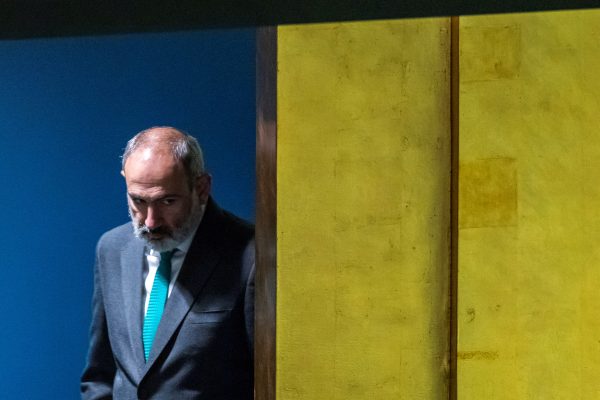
195,173,212,204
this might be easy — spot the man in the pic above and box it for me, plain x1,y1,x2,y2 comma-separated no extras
81,127,254,399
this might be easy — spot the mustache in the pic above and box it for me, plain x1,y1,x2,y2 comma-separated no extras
137,225,171,236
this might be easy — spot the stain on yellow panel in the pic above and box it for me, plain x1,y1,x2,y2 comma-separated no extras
459,157,518,229
461,24,521,82
457,351,500,361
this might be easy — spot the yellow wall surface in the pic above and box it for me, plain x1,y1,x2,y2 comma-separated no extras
277,19,451,399
458,9,600,399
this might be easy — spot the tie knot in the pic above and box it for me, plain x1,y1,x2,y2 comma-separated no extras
160,249,175,263
157,250,175,278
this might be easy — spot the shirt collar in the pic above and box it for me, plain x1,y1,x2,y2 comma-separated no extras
174,222,198,255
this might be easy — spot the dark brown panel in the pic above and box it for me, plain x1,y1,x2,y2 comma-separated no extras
449,15,460,400
1,0,600,39
255,26,277,400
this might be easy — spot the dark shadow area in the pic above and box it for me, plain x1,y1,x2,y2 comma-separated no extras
0,0,599,39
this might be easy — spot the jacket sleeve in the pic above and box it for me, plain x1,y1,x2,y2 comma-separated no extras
80,244,115,400
244,255,255,356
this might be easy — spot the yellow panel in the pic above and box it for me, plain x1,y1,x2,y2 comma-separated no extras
459,9,600,399
277,19,451,399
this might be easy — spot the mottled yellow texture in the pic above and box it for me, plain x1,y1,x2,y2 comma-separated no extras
277,19,451,399
459,9,600,399
459,157,518,229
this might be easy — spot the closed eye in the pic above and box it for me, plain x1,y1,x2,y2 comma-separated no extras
128,193,180,206
130,196,145,205
162,198,177,205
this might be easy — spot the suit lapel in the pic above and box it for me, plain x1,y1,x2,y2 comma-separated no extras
121,236,147,374
142,199,227,373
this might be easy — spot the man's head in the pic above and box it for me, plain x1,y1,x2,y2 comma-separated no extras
121,127,211,251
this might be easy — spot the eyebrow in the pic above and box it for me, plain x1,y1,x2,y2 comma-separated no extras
127,193,182,202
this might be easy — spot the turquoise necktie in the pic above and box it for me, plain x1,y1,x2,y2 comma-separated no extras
142,250,174,362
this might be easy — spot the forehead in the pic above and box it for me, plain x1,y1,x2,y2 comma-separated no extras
123,147,188,194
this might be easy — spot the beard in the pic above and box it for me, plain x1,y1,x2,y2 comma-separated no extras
130,197,205,252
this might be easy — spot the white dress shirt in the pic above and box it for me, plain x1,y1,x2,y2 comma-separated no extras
142,221,202,317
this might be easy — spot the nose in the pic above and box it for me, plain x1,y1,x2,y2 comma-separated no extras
145,204,162,229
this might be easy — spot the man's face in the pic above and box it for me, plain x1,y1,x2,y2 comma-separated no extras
122,147,210,251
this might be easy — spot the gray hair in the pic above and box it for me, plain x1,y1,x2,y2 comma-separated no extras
122,127,205,186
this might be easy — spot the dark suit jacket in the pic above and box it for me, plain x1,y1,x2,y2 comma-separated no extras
81,199,254,400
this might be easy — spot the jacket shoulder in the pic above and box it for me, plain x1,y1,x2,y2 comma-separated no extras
220,209,255,240
96,222,135,253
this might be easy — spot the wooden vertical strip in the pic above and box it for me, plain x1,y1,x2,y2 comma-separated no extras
449,15,460,400
255,26,277,400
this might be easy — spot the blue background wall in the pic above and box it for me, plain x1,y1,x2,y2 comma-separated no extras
0,29,256,398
